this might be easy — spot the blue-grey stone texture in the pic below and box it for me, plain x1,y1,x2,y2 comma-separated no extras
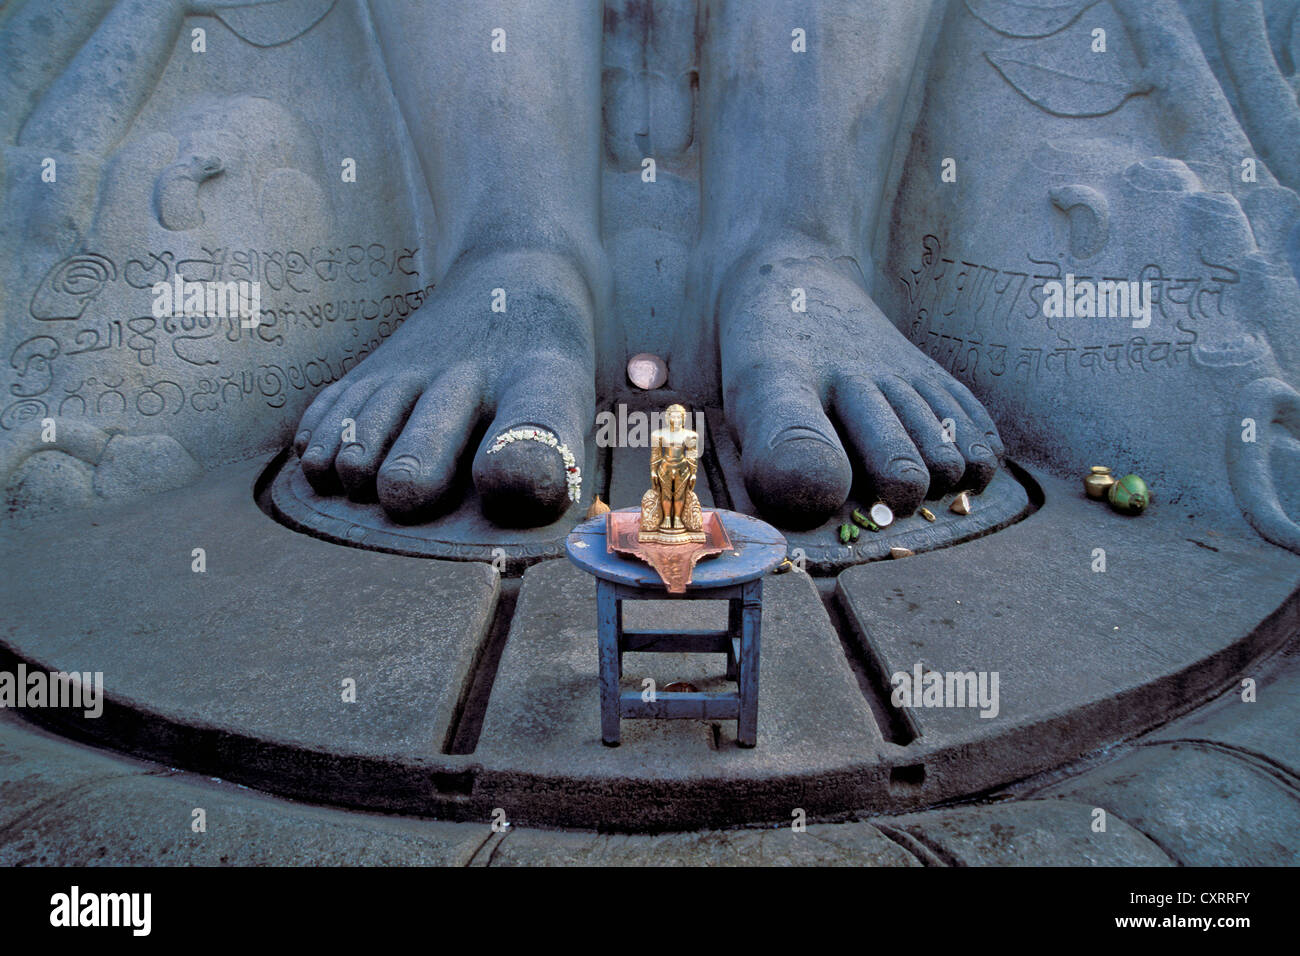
2,0,1292,544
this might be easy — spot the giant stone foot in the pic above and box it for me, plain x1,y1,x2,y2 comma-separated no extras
719,250,1004,530
294,249,596,527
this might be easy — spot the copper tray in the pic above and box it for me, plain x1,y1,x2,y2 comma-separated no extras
605,510,732,594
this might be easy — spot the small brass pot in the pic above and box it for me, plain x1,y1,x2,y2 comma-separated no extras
1084,466,1115,500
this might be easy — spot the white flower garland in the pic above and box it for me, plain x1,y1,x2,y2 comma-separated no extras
485,427,582,503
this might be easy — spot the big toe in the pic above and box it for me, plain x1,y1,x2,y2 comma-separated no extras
473,431,574,527
730,378,851,529
472,358,593,528
743,428,851,530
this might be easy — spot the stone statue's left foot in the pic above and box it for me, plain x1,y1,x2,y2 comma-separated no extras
718,250,1004,529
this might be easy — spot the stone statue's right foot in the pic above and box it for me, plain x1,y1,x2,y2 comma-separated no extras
293,250,597,527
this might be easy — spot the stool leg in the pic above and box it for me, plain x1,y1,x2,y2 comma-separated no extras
737,579,762,747
597,580,621,745
725,597,740,681
616,597,624,678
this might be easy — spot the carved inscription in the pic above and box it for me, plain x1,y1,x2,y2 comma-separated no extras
2,242,428,430
898,235,1216,380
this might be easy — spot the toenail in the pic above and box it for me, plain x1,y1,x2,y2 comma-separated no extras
770,425,837,449
887,457,927,479
381,454,421,477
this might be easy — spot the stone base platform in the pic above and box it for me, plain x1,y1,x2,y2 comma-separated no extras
1,452,1297,830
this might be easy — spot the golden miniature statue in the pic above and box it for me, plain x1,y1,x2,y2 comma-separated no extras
640,404,706,544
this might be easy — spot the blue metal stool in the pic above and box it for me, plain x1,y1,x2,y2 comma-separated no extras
565,508,787,747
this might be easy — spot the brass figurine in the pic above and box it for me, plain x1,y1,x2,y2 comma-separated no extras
640,403,706,544
605,402,730,592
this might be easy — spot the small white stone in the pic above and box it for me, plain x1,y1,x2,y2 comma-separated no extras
627,352,668,390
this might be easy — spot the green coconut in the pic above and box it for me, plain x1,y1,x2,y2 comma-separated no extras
1107,473,1150,515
